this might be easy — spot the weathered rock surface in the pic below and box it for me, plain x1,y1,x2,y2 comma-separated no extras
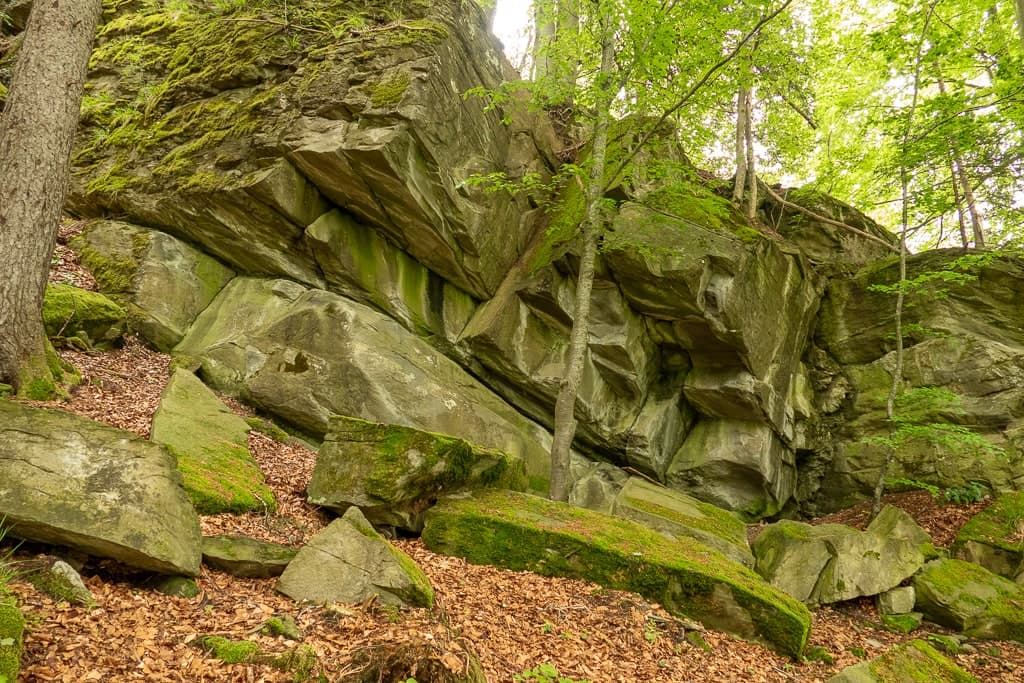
826,639,977,683
752,505,930,605
570,473,753,567
877,586,916,615
422,490,811,657
914,559,1024,641
277,508,433,607
32,560,95,607
151,368,274,514
174,277,553,484
0,400,202,576
202,536,297,578
951,492,1024,582
75,220,235,351
42,283,125,348
307,416,526,532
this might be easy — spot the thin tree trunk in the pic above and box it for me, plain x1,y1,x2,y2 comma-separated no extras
0,0,102,393
532,0,579,91
548,29,615,503
732,86,748,203
744,88,757,220
870,0,938,522
936,73,986,248
948,157,970,250
1016,0,1024,53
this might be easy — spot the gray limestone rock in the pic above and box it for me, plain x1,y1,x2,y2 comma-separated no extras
202,536,298,578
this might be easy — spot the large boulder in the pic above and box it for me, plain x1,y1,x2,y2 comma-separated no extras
307,416,526,532
68,0,556,300
74,220,235,351
0,400,202,575
826,639,977,683
174,277,553,486
952,492,1024,581
571,473,753,567
752,505,931,605
422,490,811,657
151,368,275,514
914,558,1024,641
277,507,434,607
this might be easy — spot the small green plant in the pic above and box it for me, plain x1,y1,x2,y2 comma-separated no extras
514,663,591,683
943,481,988,504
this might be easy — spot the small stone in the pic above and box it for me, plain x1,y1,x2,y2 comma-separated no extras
926,634,962,655
32,560,94,607
876,586,916,615
154,576,200,598
262,615,302,641
880,612,922,634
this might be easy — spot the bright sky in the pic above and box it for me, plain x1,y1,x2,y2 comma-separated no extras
491,1,532,71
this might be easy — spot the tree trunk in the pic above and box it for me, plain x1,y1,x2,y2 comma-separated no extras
0,0,102,393
548,30,614,503
936,73,986,248
744,88,757,221
948,157,970,250
532,0,579,91
1016,0,1024,53
731,86,748,203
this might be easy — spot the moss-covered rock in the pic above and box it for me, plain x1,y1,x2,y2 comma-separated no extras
154,576,200,598
151,368,274,514
29,560,95,607
201,535,297,578
752,505,930,605
308,415,527,532
826,639,977,682
421,490,811,657
914,558,1024,642
0,594,23,683
952,492,1024,581
42,282,126,348
277,507,433,608
74,220,235,351
0,399,202,576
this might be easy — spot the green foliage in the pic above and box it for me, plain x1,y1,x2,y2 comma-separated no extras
889,477,989,505
514,663,591,683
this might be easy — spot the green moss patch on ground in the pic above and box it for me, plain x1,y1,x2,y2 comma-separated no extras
0,594,24,683
421,490,810,658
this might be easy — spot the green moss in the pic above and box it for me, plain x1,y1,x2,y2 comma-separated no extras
880,612,922,633
954,492,1024,555
0,596,24,683
621,495,746,548
73,227,144,294
198,636,261,664
422,490,810,657
867,640,977,683
392,547,435,609
261,615,302,641
804,646,834,664
245,416,292,443
926,634,962,654
42,283,126,347
369,70,411,108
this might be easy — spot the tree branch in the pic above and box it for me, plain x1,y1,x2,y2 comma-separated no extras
761,184,899,252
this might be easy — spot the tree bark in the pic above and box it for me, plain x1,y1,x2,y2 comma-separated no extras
732,86,749,203
548,29,614,503
744,88,757,220
1016,0,1024,53
936,72,986,248
0,0,102,392
948,157,970,249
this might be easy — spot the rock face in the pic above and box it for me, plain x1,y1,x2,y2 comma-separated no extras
752,506,930,605
914,559,1024,641
307,416,527,532
174,277,553,484
151,368,274,514
951,492,1024,581
826,639,977,683
0,400,202,576
422,490,811,657
277,508,434,607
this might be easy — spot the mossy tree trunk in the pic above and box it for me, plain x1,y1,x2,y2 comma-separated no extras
548,29,615,503
0,0,102,395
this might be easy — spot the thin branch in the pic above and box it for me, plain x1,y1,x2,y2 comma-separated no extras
761,184,899,252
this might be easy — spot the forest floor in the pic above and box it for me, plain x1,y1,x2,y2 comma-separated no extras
3,225,1024,682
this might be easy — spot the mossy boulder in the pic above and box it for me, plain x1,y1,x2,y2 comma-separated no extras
951,492,1024,581
42,282,125,348
308,415,527,532
29,560,95,607
174,277,553,486
74,220,235,351
151,368,275,514
277,507,433,608
0,400,202,575
0,594,23,683
752,505,930,605
914,559,1024,642
826,639,977,683
421,490,811,657
202,535,297,578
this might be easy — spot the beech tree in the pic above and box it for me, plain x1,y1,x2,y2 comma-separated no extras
0,0,103,396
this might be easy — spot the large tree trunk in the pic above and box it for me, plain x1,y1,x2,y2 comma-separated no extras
531,0,579,95
0,0,102,393
547,29,614,503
